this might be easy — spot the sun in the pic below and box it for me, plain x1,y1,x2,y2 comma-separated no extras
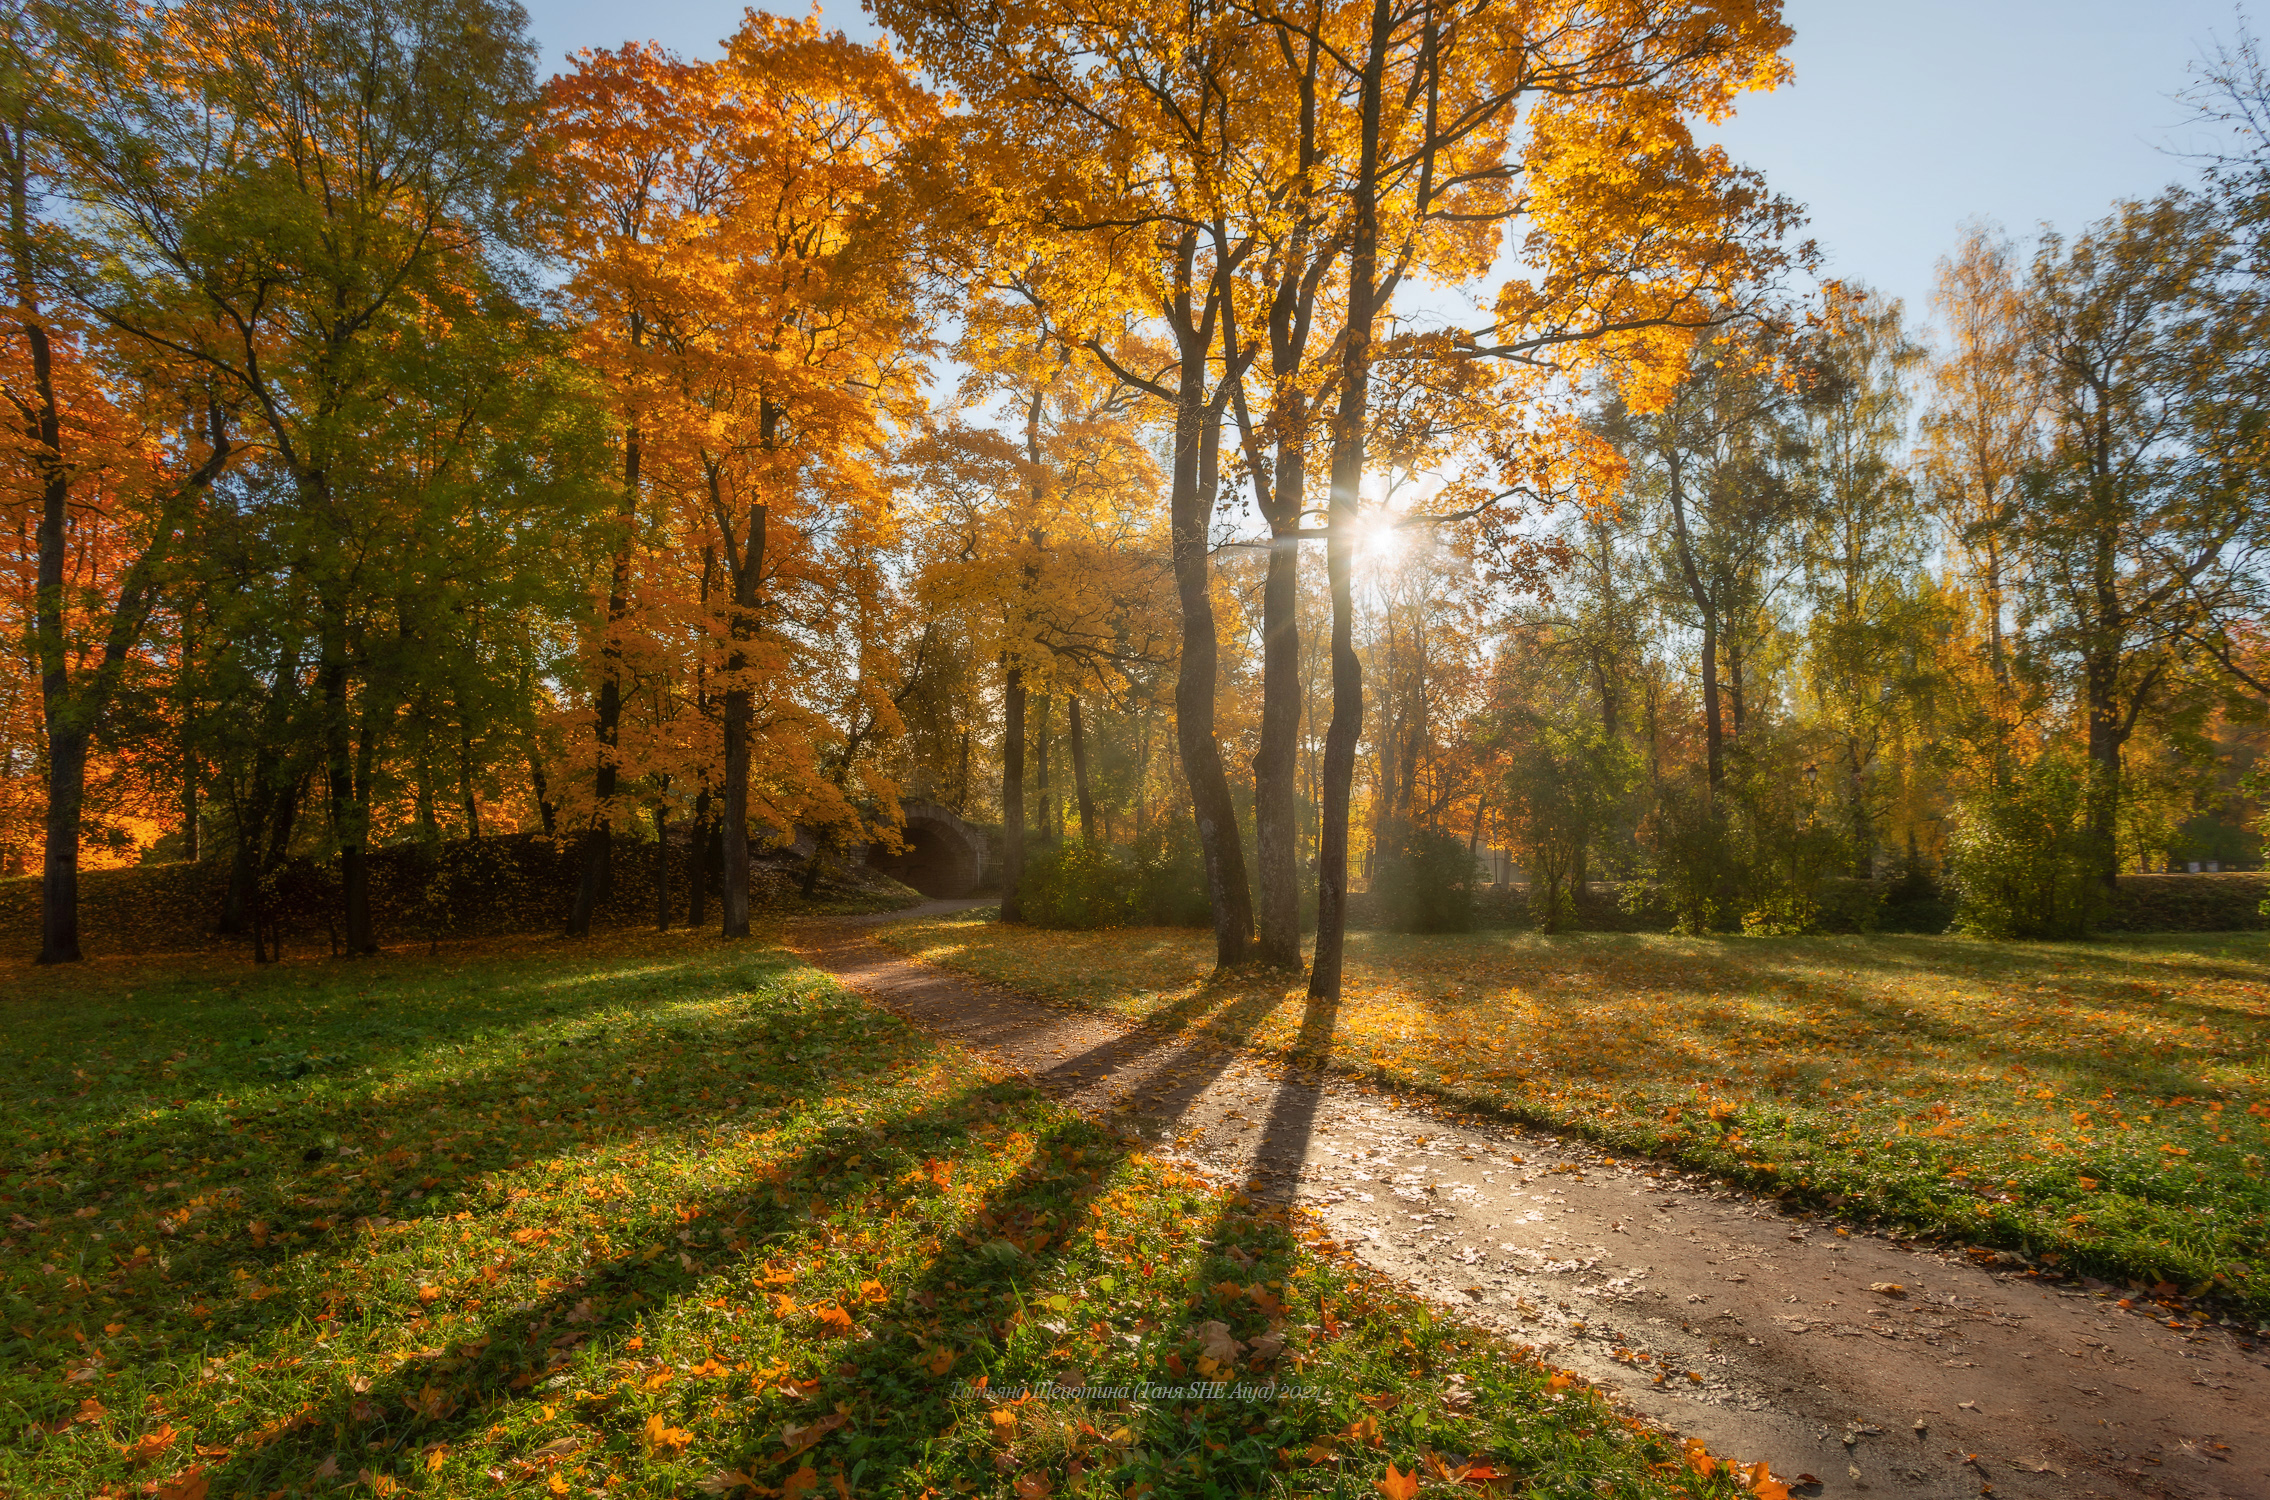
1359,510,1408,565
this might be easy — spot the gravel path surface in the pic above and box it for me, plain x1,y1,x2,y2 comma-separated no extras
798,906,2270,1499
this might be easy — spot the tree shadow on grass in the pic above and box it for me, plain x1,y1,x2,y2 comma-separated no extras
12,933,1376,1498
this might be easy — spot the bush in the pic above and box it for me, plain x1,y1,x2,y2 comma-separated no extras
1639,780,1727,934
1946,750,2107,939
1370,820,1476,933
1018,840,1137,929
1132,819,1214,927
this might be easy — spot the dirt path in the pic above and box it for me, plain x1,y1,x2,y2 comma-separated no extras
797,909,2270,1500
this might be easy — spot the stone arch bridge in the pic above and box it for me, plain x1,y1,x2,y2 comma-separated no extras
866,798,987,898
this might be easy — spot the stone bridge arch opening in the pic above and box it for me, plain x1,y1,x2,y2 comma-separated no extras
868,800,986,898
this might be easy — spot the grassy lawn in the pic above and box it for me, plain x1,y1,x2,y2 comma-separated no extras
877,915,2270,1319
0,931,1776,1500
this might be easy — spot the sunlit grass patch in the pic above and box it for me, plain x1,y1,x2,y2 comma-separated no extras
877,916,2270,1316
0,933,1764,1498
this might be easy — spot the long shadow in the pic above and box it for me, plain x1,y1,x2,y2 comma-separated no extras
19,928,1388,1497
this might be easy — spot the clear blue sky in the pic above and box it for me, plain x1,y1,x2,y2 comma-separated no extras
516,0,2248,331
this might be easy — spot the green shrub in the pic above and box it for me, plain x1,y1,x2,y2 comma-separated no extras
1639,780,1727,934
1018,840,1138,929
1740,892,1820,936
1946,750,2107,939
1132,819,1214,927
1370,820,1476,933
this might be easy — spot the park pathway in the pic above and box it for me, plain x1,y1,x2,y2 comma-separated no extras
796,905,2270,1500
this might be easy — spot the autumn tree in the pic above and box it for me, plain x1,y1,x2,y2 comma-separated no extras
61,0,552,953
2016,191,2265,892
4,0,235,962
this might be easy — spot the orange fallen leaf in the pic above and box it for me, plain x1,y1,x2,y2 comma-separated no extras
779,1411,849,1458
642,1414,693,1456
1014,1475,1054,1500
155,1467,209,1500
1741,1459,1793,1499
782,1466,821,1500
925,1347,956,1376
1376,1462,1420,1500
124,1423,177,1466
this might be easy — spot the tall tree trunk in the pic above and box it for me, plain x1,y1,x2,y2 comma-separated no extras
686,787,709,927
457,726,481,840
1724,632,1747,741
1033,693,1053,842
415,735,439,847
1252,470,1304,967
1662,456,1723,792
1169,338,1254,969
1068,694,1096,842
1000,662,1027,920
529,744,557,836
720,495,766,939
179,602,200,863
38,730,87,964
1310,0,1391,1002
2084,649,2126,895
319,637,375,955
572,329,644,936
654,801,670,930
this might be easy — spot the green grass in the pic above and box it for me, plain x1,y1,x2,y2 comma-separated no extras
0,931,1769,1499
877,915,2270,1320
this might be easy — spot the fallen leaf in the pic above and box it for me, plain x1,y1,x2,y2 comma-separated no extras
781,1411,849,1457
642,1414,692,1456
1196,1321,1243,1365
1868,1283,1907,1298
1740,1460,1794,1499
124,1423,178,1466
1375,1462,1420,1500
155,1466,209,1500
1014,1475,1053,1500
